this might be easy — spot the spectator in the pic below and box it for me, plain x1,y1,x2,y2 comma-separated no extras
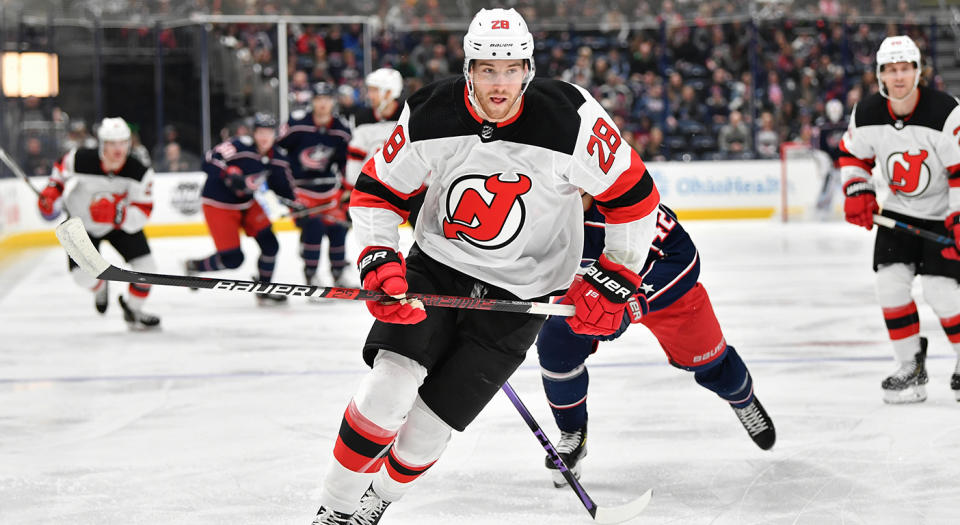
156,142,194,172
755,111,779,159
718,110,751,154
23,136,51,176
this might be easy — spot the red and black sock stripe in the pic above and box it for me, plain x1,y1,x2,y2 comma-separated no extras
882,302,920,340
940,313,960,344
128,283,151,298
384,448,436,484
332,400,397,473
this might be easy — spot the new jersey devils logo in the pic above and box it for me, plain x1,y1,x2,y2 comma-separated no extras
887,150,930,197
442,172,532,249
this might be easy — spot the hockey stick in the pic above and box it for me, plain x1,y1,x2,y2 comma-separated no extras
0,147,42,197
500,381,652,524
55,217,574,316
872,214,953,245
0,146,76,218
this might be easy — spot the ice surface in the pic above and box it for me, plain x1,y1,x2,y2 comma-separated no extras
1,220,958,524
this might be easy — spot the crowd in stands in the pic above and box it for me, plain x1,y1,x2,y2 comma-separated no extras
5,0,951,176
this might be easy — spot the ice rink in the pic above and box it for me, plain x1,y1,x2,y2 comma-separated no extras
2,219,959,525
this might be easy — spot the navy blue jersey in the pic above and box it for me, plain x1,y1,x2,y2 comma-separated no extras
201,136,296,205
276,110,352,195
816,117,848,165
583,202,699,312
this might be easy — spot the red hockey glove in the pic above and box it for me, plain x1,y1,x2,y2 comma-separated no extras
357,246,426,324
941,212,960,261
37,182,63,220
89,195,125,226
222,165,251,197
843,178,878,230
563,254,643,337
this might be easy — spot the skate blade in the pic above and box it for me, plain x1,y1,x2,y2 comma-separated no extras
550,462,581,488
883,385,927,404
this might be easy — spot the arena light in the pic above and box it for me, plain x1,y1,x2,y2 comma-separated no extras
1,52,60,97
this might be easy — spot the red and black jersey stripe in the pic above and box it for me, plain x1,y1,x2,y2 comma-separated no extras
594,151,660,224
350,157,426,220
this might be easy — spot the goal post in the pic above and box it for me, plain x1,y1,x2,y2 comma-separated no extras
779,141,839,222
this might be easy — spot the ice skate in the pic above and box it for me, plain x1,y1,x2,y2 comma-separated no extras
310,506,352,525
118,296,161,331
348,484,391,525
545,423,587,488
882,337,928,404
731,397,776,450
951,356,960,402
94,280,109,314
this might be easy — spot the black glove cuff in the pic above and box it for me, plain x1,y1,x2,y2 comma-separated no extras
358,247,402,281
583,260,637,304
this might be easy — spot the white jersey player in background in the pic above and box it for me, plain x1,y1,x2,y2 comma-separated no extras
345,67,404,188
37,117,161,330
310,8,660,525
840,35,960,403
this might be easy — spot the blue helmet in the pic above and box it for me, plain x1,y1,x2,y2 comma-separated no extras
312,82,336,98
252,112,277,129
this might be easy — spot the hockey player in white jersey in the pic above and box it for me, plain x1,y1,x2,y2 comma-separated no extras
840,35,960,403
345,67,404,188
37,117,161,330
309,8,660,525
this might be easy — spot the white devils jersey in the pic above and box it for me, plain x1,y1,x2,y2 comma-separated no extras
50,148,155,238
345,118,398,187
350,77,660,299
840,86,960,220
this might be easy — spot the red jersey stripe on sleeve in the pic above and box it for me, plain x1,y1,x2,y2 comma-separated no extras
350,189,410,220
130,202,153,217
594,149,660,224
838,156,876,172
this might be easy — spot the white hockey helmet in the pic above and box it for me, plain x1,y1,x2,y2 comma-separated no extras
98,117,131,143
365,67,403,102
825,99,844,123
462,8,536,114
875,35,921,101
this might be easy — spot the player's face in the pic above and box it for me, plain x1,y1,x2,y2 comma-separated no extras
880,61,917,99
253,127,274,153
312,95,334,119
101,140,130,165
366,86,383,109
471,59,527,121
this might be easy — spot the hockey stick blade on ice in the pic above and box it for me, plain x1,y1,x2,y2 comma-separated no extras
501,381,652,523
55,217,574,316
872,214,953,246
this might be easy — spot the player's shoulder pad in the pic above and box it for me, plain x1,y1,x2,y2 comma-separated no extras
405,77,466,142
911,86,960,131
331,115,351,131
118,154,151,181
851,92,888,127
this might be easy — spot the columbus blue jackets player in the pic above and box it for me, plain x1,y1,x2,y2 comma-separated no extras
184,113,298,305
536,195,776,487
276,82,353,288
310,8,661,525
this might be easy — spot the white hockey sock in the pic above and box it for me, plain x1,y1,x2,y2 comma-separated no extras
374,397,451,503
